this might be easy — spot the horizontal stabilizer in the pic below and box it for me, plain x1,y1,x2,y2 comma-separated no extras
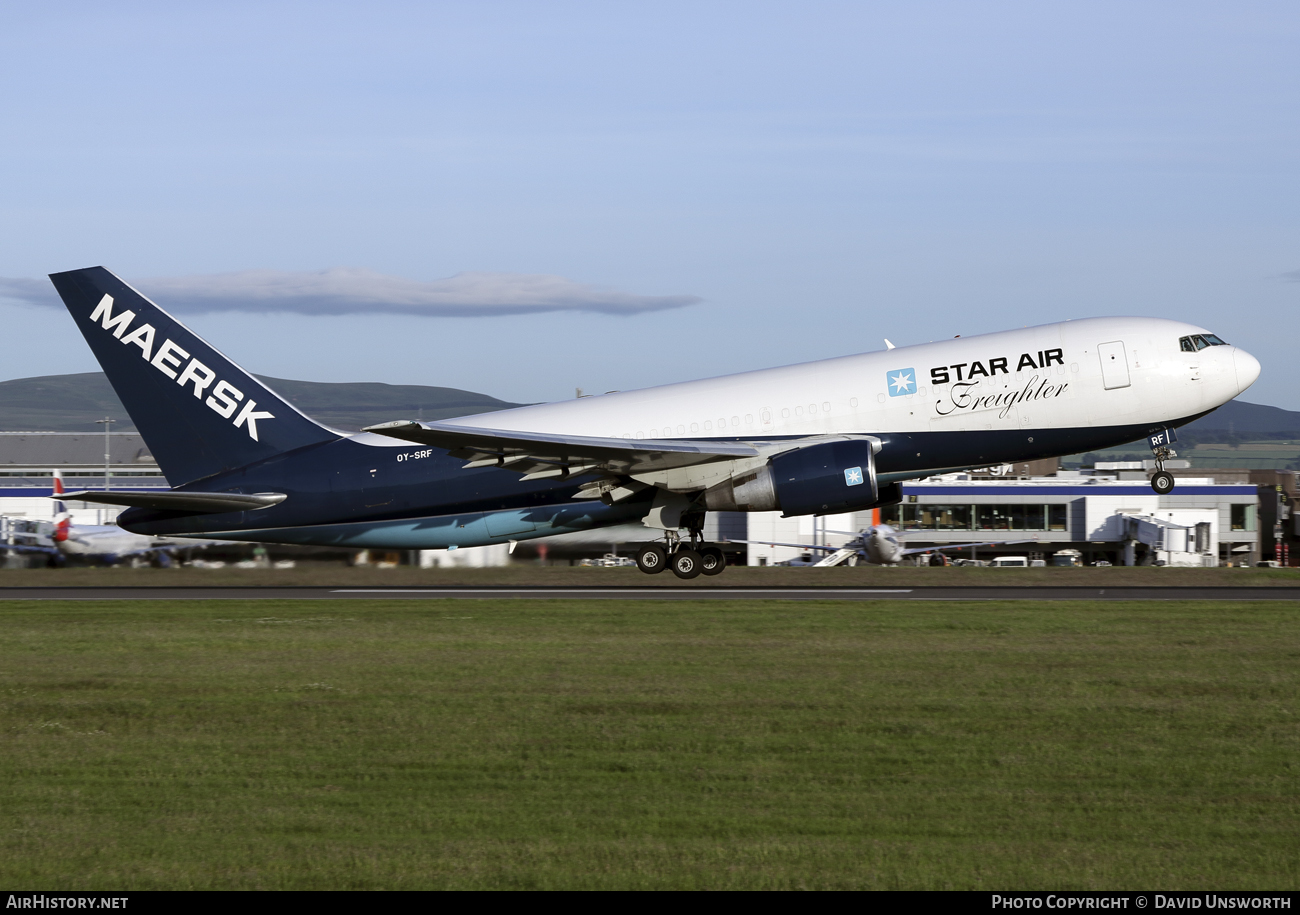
57,490,287,514
362,420,759,476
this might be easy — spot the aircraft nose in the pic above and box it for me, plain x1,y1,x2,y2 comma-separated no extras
1233,347,1261,395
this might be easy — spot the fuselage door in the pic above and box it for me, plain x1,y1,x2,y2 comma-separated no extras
1097,341,1131,390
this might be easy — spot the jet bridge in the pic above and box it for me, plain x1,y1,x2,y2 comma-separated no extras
1121,513,1215,567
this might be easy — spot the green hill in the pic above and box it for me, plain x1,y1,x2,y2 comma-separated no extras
0,372,526,433
1181,399,1300,436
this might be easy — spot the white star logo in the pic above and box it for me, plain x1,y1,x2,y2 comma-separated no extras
889,371,914,394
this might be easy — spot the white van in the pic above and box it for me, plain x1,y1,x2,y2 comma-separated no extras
989,556,1029,568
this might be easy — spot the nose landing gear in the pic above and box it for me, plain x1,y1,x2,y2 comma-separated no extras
1147,428,1178,495
1151,469,1175,495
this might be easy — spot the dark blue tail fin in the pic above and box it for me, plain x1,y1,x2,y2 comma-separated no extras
50,267,339,485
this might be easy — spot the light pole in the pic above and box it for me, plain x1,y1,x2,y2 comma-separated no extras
96,417,115,491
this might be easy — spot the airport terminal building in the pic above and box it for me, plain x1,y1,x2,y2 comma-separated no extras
746,473,1267,567
0,432,166,525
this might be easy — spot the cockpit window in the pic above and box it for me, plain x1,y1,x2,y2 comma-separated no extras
1179,334,1228,352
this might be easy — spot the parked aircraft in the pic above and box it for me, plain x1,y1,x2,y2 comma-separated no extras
47,267,1259,579
6,471,207,566
740,524,1037,566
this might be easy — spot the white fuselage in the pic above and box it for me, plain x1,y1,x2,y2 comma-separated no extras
442,317,1257,452
57,524,156,558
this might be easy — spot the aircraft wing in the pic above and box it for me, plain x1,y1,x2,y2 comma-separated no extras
732,537,1042,557
362,420,760,479
898,539,1039,556
721,538,849,552
1,543,58,555
126,544,208,557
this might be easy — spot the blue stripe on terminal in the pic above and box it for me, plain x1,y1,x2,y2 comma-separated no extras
902,486,1255,496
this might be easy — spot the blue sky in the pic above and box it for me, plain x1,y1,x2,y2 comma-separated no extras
2,1,1297,408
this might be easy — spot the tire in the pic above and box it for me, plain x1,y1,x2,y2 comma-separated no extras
1150,471,1175,495
670,548,703,579
700,546,725,576
635,543,668,574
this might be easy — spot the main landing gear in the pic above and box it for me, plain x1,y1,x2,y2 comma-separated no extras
634,534,726,579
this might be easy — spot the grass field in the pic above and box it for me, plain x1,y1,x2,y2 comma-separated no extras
2,563,1299,588
1,598,1296,889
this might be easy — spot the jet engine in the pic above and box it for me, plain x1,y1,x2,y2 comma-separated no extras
704,438,885,517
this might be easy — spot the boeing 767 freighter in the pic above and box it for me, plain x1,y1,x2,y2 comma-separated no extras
48,267,1259,578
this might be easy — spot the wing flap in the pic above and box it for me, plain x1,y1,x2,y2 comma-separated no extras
362,420,760,476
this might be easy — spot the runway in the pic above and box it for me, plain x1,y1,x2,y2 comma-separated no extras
2,585,1299,601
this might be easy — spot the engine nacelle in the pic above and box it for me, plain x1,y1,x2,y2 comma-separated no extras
704,439,882,516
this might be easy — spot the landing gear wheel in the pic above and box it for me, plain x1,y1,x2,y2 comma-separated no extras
699,546,725,576
1151,470,1175,495
670,548,703,579
635,543,668,574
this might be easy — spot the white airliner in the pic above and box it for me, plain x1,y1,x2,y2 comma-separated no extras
7,471,210,566
49,268,1259,579
741,524,1038,566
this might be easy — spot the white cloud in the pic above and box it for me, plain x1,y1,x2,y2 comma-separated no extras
0,268,701,317
0,277,56,307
